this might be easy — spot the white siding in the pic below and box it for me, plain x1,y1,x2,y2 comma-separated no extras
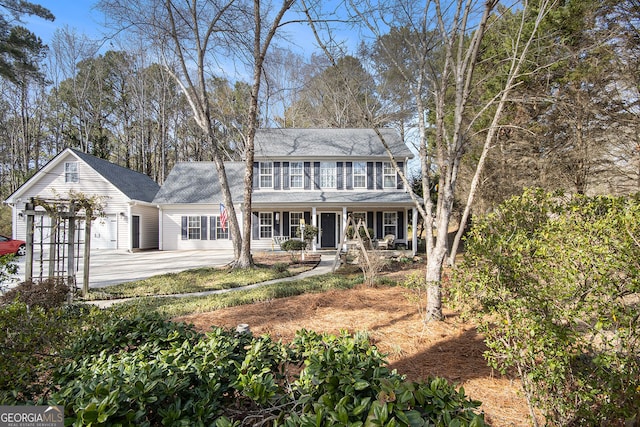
132,204,159,250
10,152,159,251
160,205,240,251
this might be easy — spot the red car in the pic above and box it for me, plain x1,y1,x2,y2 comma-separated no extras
0,235,26,256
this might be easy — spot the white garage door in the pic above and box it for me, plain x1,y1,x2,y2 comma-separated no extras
92,215,117,249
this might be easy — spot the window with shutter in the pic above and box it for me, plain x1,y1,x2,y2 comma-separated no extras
290,161,303,188
320,162,336,188
383,162,396,188
353,161,366,188
260,162,273,188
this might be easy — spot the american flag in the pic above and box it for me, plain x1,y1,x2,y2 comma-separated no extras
220,203,228,231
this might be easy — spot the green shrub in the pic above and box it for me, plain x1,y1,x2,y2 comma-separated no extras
51,325,251,426
35,311,484,426
346,225,375,242
64,311,202,356
280,239,307,252
284,329,485,426
295,224,319,244
272,262,289,274
452,189,640,425
280,239,307,263
0,302,89,403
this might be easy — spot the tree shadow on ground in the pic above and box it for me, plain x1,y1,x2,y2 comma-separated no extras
387,327,493,384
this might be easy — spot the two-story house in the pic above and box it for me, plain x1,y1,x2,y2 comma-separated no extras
154,128,419,253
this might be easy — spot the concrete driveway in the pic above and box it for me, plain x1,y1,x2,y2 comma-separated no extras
6,250,235,289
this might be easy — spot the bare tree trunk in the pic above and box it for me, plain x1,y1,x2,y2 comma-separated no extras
234,0,295,268
448,0,553,266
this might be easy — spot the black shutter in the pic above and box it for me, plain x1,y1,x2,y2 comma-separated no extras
283,162,290,190
201,216,207,240
252,212,260,240
397,211,405,239
376,162,383,189
314,162,320,189
304,162,311,189
274,162,281,190
210,217,216,240
346,162,353,190
253,162,259,188
397,161,404,189
337,162,343,189
304,211,311,226
367,212,374,229
283,211,290,237
376,212,383,239
367,162,374,189
181,216,188,240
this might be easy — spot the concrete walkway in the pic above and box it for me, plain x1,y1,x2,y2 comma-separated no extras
88,253,336,309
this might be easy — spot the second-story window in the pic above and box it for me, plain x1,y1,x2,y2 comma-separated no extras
353,161,366,188
290,161,303,188
65,162,79,183
320,162,336,188
383,162,396,188
260,162,273,188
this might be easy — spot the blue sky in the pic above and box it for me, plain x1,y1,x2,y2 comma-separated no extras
24,1,106,45
24,1,362,56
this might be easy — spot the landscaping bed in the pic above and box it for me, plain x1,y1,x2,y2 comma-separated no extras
176,254,536,426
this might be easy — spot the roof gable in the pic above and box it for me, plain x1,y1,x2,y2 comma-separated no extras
253,128,414,159
5,148,159,204
69,149,159,202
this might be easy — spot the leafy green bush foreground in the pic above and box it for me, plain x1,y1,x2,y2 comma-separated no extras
453,189,640,426
1,303,485,426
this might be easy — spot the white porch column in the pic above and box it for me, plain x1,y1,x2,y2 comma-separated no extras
311,206,317,251
412,207,418,256
342,206,348,250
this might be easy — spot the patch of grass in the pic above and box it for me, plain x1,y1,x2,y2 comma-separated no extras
116,270,364,318
88,264,302,299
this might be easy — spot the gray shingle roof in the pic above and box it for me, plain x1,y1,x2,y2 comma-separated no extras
152,162,245,204
252,191,415,206
154,162,416,207
254,128,414,159
71,149,160,202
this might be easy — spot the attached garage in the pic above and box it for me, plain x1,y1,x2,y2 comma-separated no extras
92,215,118,250
5,148,160,252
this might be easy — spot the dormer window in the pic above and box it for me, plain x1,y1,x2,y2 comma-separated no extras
65,162,79,183
259,162,273,188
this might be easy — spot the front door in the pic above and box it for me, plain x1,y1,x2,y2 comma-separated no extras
320,213,336,248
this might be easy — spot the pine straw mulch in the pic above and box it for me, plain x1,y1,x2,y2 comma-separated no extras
175,253,536,427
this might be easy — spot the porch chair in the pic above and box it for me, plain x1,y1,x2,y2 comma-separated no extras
377,234,395,250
